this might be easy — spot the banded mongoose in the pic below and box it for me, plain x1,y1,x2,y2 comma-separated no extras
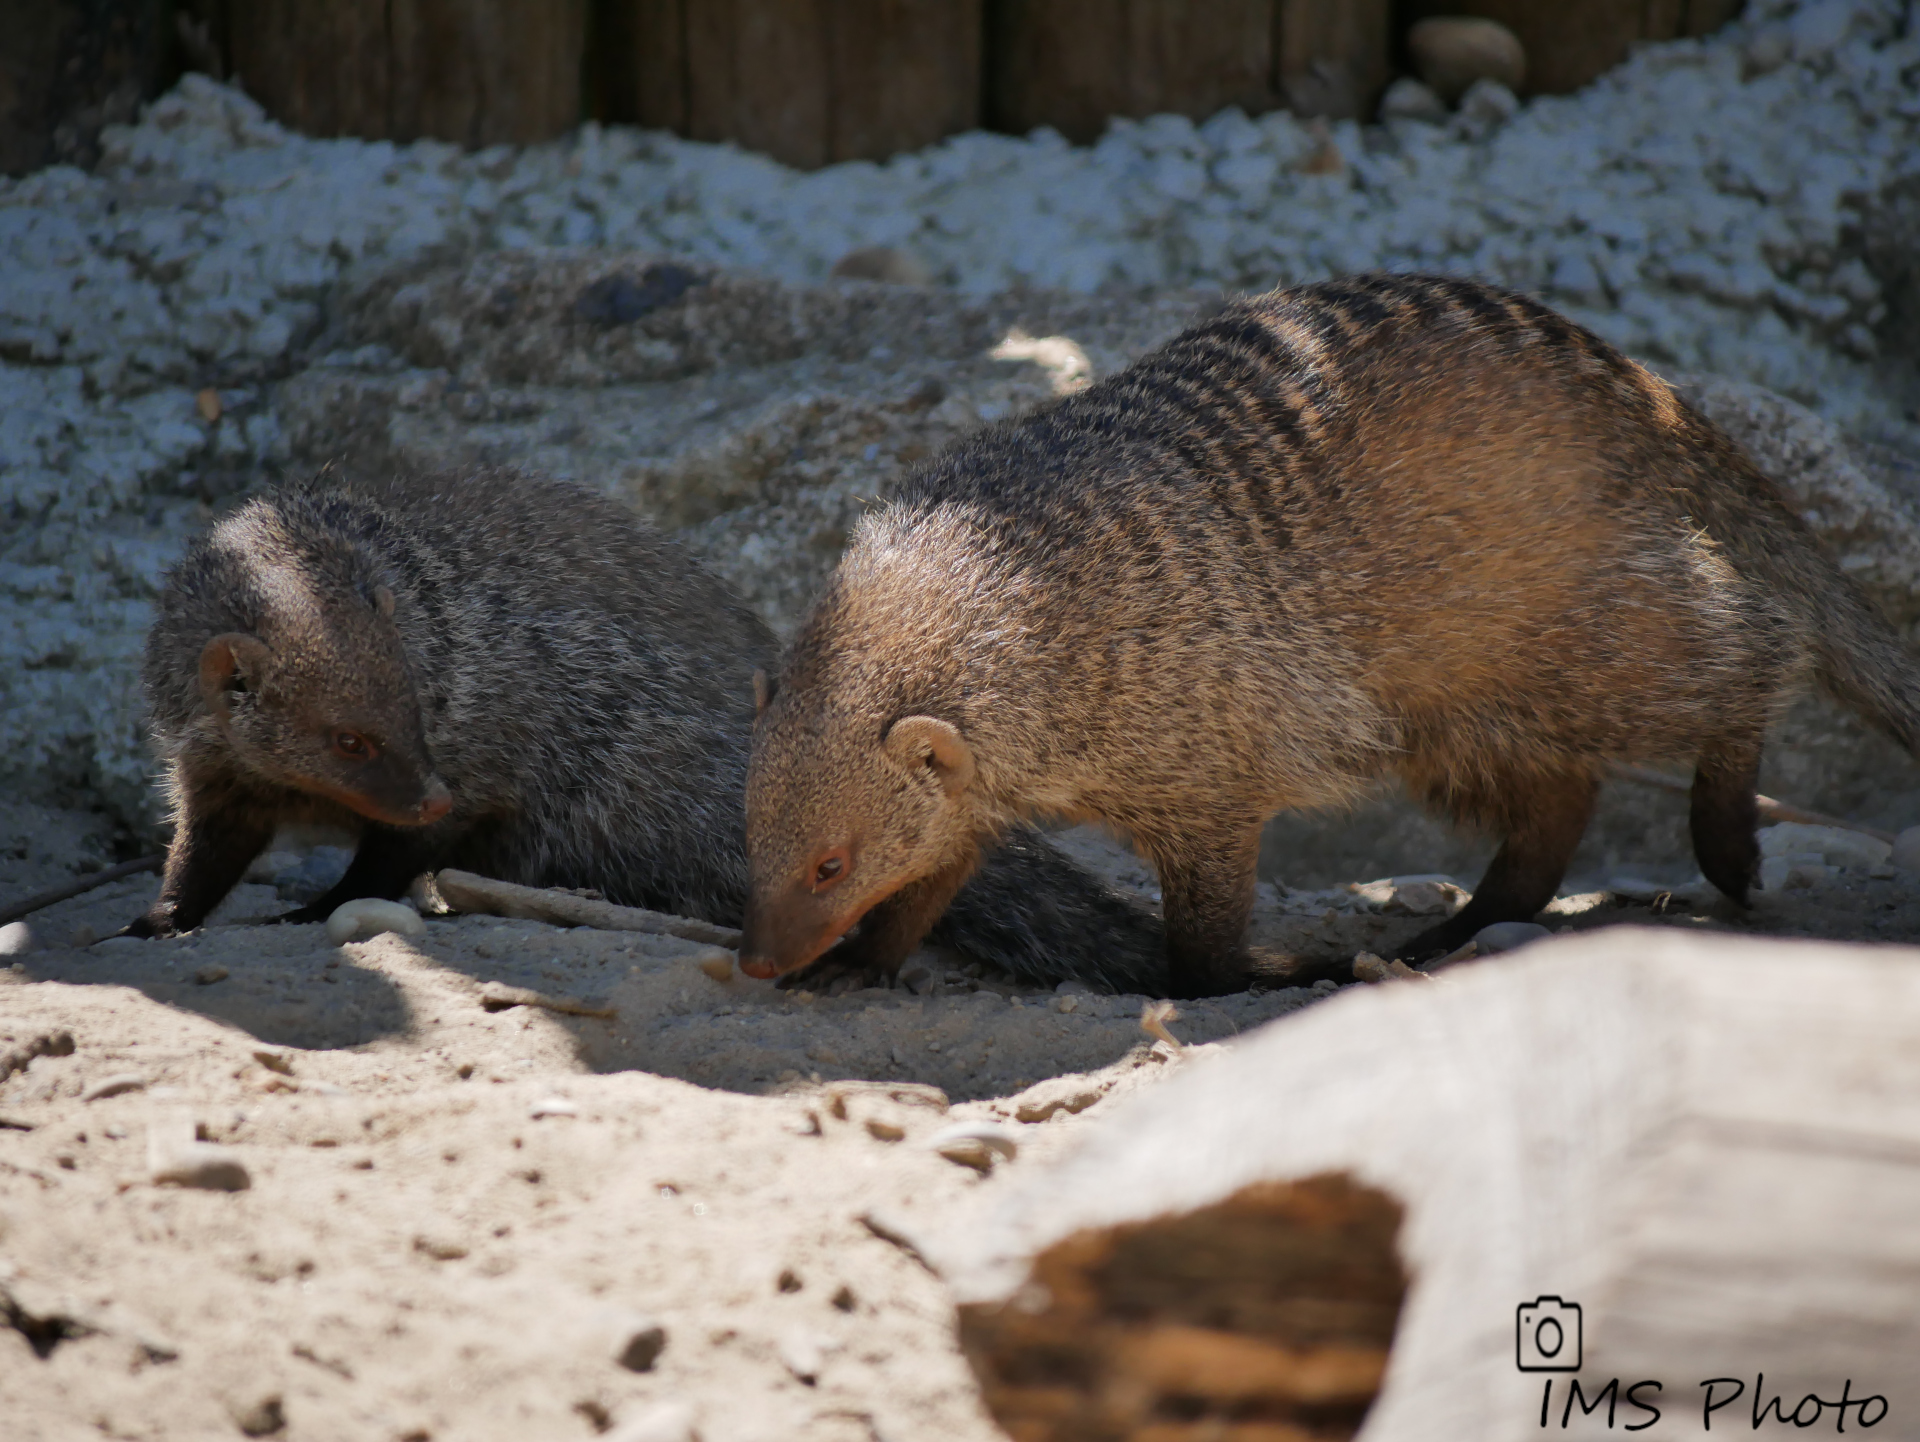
742,272,1920,998
126,467,1164,994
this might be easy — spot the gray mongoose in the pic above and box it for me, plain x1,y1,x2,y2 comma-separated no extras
126,466,1165,994
742,272,1920,998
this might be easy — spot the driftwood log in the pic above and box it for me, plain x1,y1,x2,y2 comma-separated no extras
927,930,1920,1439
429,868,740,949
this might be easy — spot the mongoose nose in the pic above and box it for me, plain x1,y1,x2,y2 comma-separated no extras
418,782,453,824
738,954,780,980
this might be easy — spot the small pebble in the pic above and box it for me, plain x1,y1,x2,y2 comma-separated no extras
1053,995,1078,1014
413,1233,469,1261
1408,16,1527,104
1053,980,1092,996
194,964,229,985
149,1138,251,1192
228,1393,284,1438
777,1328,825,1384
897,961,935,995
1378,75,1448,123
81,1072,150,1102
326,898,426,945
68,924,97,948
829,245,931,285
610,1313,668,1372
0,921,39,955
864,1118,905,1143
929,1122,1018,1173
604,1401,698,1442
530,1096,578,1119
1473,921,1551,955
693,949,734,983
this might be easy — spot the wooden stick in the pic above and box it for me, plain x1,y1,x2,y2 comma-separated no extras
432,868,741,948
1607,763,1897,844
0,856,163,928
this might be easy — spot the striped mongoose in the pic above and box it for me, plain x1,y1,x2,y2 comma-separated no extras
742,272,1920,998
125,467,1164,993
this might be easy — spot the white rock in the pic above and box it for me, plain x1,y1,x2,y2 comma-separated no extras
929,1122,1019,1173
529,1096,578,1119
1758,822,1891,871
1378,77,1449,124
1890,826,1920,875
325,898,426,945
0,922,38,956
604,1402,698,1442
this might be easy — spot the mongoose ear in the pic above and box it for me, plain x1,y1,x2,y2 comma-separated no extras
884,715,975,797
753,668,775,716
199,633,272,717
373,584,395,619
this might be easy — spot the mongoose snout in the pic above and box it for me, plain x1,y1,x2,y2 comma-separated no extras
744,700,981,979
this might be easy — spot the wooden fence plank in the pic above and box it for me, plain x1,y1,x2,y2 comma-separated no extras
0,0,171,176
828,0,983,162
1276,0,1390,120
223,0,585,146
986,0,1277,143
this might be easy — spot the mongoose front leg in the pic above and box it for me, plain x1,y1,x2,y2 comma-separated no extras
124,785,276,938
1397,766,1600,961
1145,828,1264,999
1691,733,1762,905
277,825,445,923
776,856,978,992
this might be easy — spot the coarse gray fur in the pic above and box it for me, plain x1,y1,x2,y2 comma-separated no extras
132,466,1164,992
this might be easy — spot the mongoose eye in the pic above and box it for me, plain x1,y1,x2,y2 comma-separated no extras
332,731,378,761
811,850,850,891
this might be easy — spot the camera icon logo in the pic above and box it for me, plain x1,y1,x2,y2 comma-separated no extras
1516,1296,1583,1372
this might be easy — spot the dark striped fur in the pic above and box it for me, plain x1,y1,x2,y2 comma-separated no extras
745,273,1920,997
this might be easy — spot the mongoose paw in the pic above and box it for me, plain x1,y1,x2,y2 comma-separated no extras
117,913,169,940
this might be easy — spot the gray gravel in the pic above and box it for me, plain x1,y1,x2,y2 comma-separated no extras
3,0,1917,829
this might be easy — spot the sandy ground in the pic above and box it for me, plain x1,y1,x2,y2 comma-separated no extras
6,795,1920,1442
